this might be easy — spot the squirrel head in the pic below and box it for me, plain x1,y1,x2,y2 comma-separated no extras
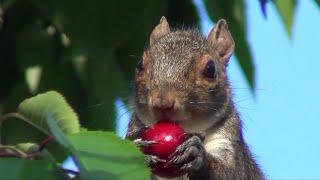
134,17,235,132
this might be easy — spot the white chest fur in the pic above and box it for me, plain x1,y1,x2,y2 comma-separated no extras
204,129,235,166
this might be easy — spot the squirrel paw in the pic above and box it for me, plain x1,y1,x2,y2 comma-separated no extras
168,135,207,174
145,155,166,165
126,126,149,140
133,138,157,147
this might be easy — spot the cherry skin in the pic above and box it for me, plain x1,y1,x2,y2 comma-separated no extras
141,120,188,178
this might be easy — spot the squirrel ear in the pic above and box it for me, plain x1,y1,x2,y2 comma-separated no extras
149,16,170,46
207,19,235,63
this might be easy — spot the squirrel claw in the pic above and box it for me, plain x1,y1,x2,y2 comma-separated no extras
133,138,157,147
189,132,206,141
126,126,149,140
168,135,207,173
169,135,202,159
145,155,166,165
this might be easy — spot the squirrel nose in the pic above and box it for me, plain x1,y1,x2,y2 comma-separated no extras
151,98,176,115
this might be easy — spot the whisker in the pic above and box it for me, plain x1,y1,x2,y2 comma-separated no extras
117,96,133,102
189,101,215,104
119,127,129,139
188,99,253,111
207,89,219,92
136,102,148,105
195,86,267,94
117,109,132,121
87,99,136,110
87,102,108,109
129,54,139,60
117,103,136,110
234,97,253,104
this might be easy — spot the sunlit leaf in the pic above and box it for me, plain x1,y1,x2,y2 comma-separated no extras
15,142,39,153
46,114,73,148
68,131,150,179
273,0,297,38
18,91,80,135
25,65,42,94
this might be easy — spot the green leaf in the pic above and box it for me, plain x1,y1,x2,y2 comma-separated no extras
68,131,150,179
17,91,80,135
46,114,73,148
273,0,297,38
0,158,64,179
15,143,39,153
204,0,255,91
316,0,320,6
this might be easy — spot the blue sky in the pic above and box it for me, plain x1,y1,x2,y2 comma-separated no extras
116,0,320,178
234,0,320,179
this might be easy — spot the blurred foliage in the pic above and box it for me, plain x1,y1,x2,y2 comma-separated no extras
0,158,63,179
273,0,297,38
0,0,317,143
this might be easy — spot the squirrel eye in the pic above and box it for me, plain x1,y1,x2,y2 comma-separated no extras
202,61,216,79
137,59,143,72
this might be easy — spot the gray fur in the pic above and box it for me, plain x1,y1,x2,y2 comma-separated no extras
150,30,208,89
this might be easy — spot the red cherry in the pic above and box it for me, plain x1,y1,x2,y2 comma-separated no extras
141,120,188,178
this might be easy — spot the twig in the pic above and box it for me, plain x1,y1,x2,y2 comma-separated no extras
0,135,54,159
38,135,54,152
0,152,21,158
0,112,25,125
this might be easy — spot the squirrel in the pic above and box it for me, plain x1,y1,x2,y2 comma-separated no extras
126,16,264,180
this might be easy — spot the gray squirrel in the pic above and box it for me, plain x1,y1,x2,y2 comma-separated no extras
126,17,264,180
